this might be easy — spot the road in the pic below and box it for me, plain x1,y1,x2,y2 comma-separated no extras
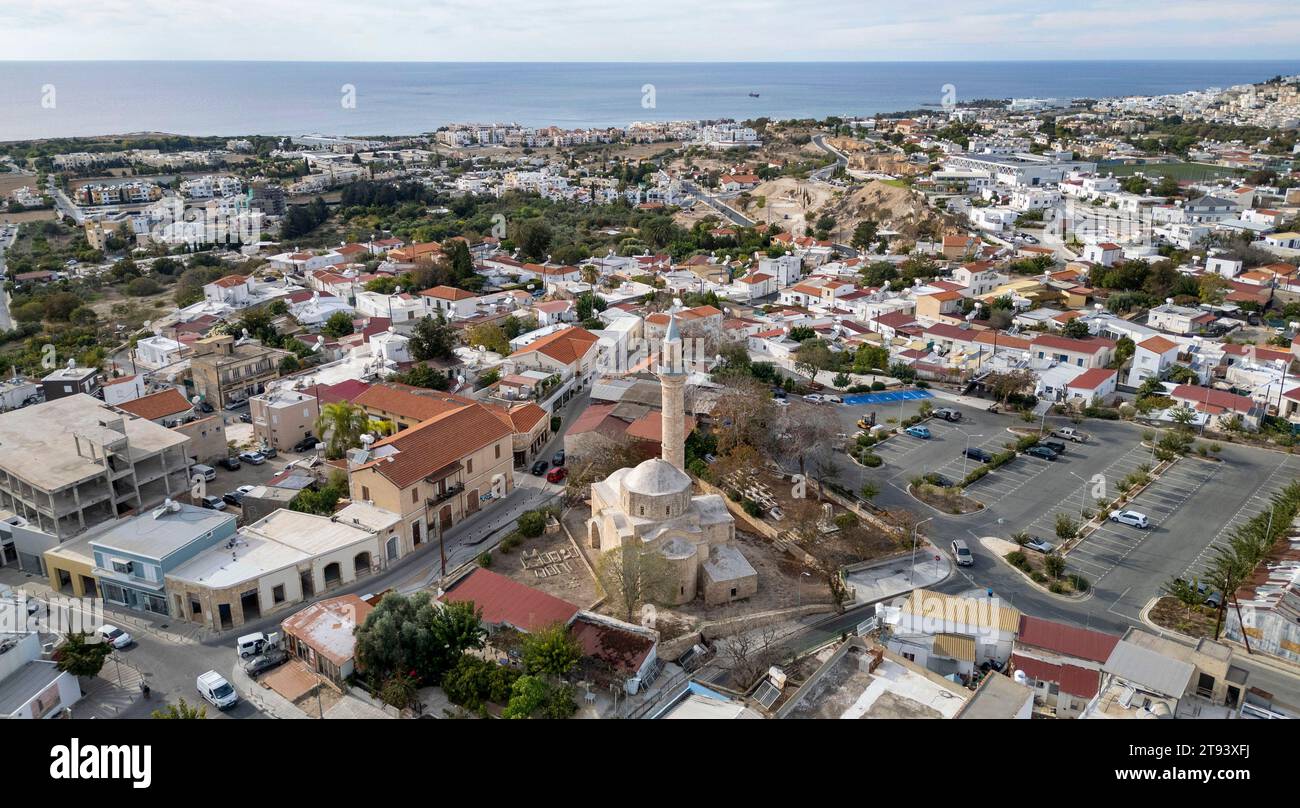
0,226,16,331
805,391,1300,637
79,389,591,717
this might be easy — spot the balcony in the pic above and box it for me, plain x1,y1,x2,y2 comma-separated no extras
427,483,464,507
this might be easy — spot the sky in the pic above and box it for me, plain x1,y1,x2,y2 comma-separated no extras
1,0,1299,61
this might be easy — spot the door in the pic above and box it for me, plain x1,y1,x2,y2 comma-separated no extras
439,505,453,530
467,489,479,513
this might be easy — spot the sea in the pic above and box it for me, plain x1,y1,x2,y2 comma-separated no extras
2,60,1300,142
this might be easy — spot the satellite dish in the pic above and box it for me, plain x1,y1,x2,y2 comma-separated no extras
66,358,75,370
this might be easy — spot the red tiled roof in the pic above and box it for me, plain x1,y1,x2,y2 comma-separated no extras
511,327,599,365
440,568,579,633
420,285,478,301
1031,334,1115,353
1170,384,1256,414
358,400,512,487
1016,615,1119,664
1010,653,1103,700
1068,367,1117,391
1138,336,1179,354
115,388,191,421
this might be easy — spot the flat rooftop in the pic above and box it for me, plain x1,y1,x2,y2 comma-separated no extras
166,510,374,589
0,394,189,491
90,503,234,560
782,645,968,719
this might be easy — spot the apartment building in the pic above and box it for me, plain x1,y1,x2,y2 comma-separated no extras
250,388,320,452
189,334,288,409
0,395,192,574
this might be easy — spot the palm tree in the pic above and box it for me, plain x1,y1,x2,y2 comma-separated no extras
1171,406,1197,427
315,402,368,459
580,264,599,286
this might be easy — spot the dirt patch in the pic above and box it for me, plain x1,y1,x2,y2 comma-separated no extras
1149,595,1219,639
740,177,839,234
494,519,599,609
824,180,956,241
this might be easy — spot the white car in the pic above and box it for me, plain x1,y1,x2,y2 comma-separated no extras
824,395,843,405
804,394,825,403
98,625,133,649
1109,510,1150,529
773,398,790,406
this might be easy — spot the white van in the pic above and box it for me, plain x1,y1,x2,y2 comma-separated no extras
237,631,278,658
191,464,216,482
196,670,238,710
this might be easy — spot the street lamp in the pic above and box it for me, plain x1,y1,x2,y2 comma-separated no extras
797,571,811,608
1066,470,1089,518
910,516,935,585
959,431,985,481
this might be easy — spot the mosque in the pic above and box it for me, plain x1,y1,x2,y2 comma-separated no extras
587,316,759,606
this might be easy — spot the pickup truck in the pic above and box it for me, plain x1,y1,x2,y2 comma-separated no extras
1051,427,1088,443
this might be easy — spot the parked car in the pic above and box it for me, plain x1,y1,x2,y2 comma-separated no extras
932,408,963,422
241,648,288,676
531,459,549,476
197,401,215,414
200,495,227,511
1042,440,1067,455
771,387,787,399
923,473,954,488
258,444,277,459
1109,510,1150,529
951,539,974,566
963,447,994,463
293,434,320,453
226,398,249,410
196,670,238,710
1051,427,1088,443
904,425,931,439
546,466,568,484
238,451,266,465
218,456,241,471
239,413,252,423
804,394,825,403
191,464,216,482
774,398,790,406
1025,445,1058,461
552,450,566,467
97,625,133,649
824,395,843,405
222,491,245,507
1023,536,1055,554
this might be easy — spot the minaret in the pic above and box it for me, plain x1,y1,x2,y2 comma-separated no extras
658,315,686,472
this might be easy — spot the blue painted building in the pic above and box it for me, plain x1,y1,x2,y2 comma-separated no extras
90,501,237,616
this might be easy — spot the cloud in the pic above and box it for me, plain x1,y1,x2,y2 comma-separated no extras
2,0,1299,60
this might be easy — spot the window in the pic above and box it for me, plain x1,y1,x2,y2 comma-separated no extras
730,588,737,597
412,488,419,504
362,486,370,501
466,458,473,474
495,444,501,459
111,559,134,575
272,585,285,604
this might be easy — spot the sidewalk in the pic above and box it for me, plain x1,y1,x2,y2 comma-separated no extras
229,661,309,719
76,656,148,719
844,545,952,605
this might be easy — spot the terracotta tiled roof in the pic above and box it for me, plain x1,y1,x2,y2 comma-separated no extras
420,285,478,301
1068,368,1117,390
511,327,599,365
210,274,248,288
358,400,512,488
1138,336,1179,354
1031,334,1115,353
353,383,464,422
440,568,579,633
115,388,192,421
1170,384,1256,414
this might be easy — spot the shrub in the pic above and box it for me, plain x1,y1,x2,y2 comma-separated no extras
517,510,547,538
478,551,492,567
1048,581,1067,594
1054,513,1079,540
1069,574,1090,592
1006,551,1029,570
741,498,764,517
1015,434,1040,452
870,381,886,391
860,452,883,467
1043,554,1066,579
1034,572,1050,584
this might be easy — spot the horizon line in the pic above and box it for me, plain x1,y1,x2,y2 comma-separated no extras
2,58,1300,65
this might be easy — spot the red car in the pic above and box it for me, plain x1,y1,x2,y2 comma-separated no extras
546,467,568,484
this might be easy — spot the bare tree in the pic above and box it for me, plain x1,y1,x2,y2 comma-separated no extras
564,440,643,504
719,621,784,690
712,376,776,456
595,545,677,623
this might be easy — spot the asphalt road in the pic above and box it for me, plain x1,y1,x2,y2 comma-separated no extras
803,391,1300,639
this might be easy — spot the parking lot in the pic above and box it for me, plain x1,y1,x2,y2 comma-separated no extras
820,391,1300,626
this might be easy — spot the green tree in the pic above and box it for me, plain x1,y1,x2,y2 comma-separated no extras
520,623,583,678
517,510,547,538
512,219,553,262
152,698,207,719
850,219,879,251
391,364,450,390
409,313,457,361
55,632,112,678
355,593,485,685
1061,318,1090,339
321,310,355,338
